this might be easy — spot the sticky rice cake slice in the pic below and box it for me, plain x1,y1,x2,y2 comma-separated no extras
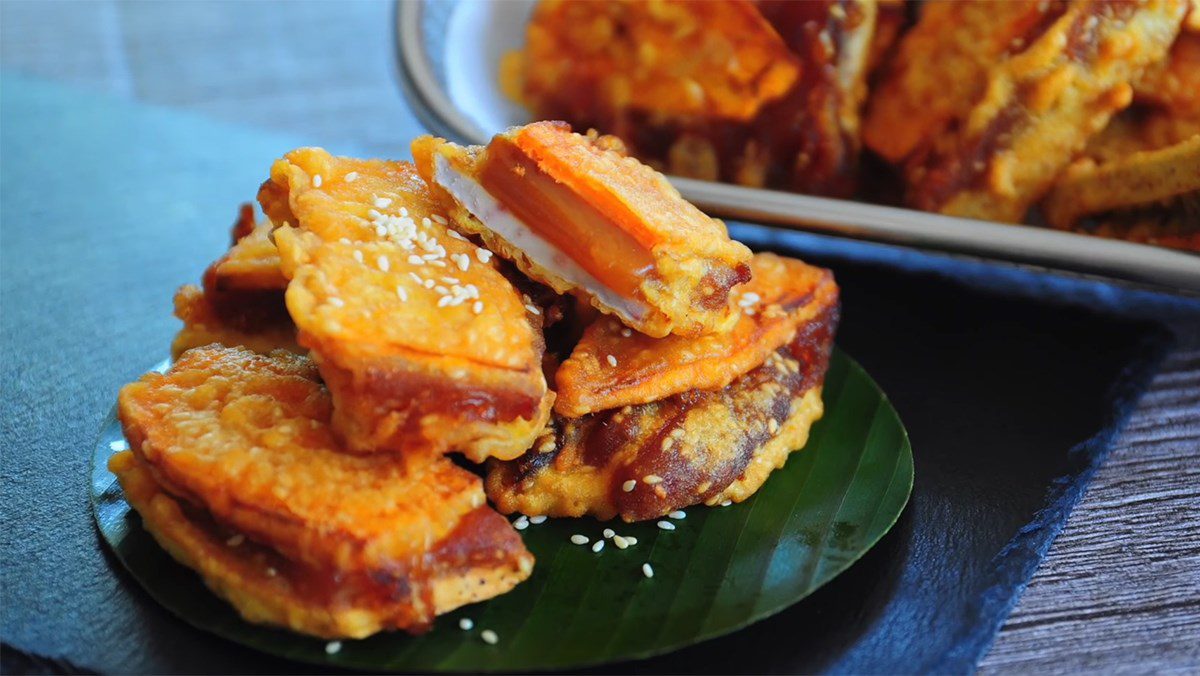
487,299,838,522
258,149,552,460
555,252,838,417
413,122,753,338
116,346,534,636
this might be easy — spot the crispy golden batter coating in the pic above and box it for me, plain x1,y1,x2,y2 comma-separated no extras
509,0,876,197
514,0,800,123
171,285,300,358
115,346,534,636
413,123,753,338
555,253,838,417
487,302,838,522
865,0,1185,222
172,205,296,358
1043,135,1200,250
259,148,551,460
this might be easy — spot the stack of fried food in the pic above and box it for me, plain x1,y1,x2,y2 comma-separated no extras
113,122,839,639
506,0,1199,251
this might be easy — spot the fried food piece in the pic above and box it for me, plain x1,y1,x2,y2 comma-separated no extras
1132,31,1200,113
487,301,838,522
514,0,800,124
894,0,1185,222
555,253,838,417
508,0,876,197
258,149,551,460
1043,135,1200,250
413,123,753,338
171,285,300,358
115,346,534,637
172,205,296,358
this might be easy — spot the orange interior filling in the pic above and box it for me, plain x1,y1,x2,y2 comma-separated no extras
479,137,656,300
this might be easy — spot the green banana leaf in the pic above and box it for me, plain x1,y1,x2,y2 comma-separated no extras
91,348,912,671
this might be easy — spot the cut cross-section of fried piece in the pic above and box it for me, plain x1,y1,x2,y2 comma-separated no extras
258,148,552,460
555,253,837,417
900,0,1186,222
115,346,534,637
413,123,753,338
487,300,838,522
172,205,297,358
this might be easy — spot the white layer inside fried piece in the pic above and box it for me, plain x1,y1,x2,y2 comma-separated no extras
432,153,650,325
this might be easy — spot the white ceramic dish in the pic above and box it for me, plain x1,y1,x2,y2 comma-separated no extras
394,0,1200,292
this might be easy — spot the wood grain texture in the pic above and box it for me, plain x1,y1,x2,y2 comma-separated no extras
3,1,1197,670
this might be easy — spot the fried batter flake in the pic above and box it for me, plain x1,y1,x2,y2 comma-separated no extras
555,253,838,417
259,148,551,460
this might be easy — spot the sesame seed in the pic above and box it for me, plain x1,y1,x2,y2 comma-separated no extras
344,172,358,182
621,328,633,337
768,419,779,433
643,474,663,485
430,260,447,267
592,540,605,553
720,500,733,507
432,214,449,225
325,641,342,654
400,207,409,217
459,618,474,630
657,520,676,531
476,249,493,263
435,285,450,295
524,304,541,316
408,272,423,284
669,510,687,520
396,286,408,302
441,276,461,284
376,255,390,272
622,479,637,492
625,536,638,545
266,567,278,576
570,534,589,545
473,300,484,314
529,515,547,524
109,440,128,451
603,528,615,539
424,279,435,289
606,354,618,367
661,437,674,452
407,255,425,266
447,229,466,241
613,535,629,549
339,237,352,244
327,297,345,307
481,629,499,645
513,516,529,530
312,174,323,187
352,250,364,263
225,534,244,547
642,563,654,578
455,254,470,271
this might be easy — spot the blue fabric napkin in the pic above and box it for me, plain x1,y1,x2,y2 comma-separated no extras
2,73,1195,674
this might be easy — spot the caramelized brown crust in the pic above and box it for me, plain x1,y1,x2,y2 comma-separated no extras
413,124,753,338
171,284,300,358
115,346,534,636
110,451,532,639
259,148,551,460
487,301,838,522
555,253,838,417
510,0,875,197
890,0,1186,222
515,0,801,123
172,206,296,358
